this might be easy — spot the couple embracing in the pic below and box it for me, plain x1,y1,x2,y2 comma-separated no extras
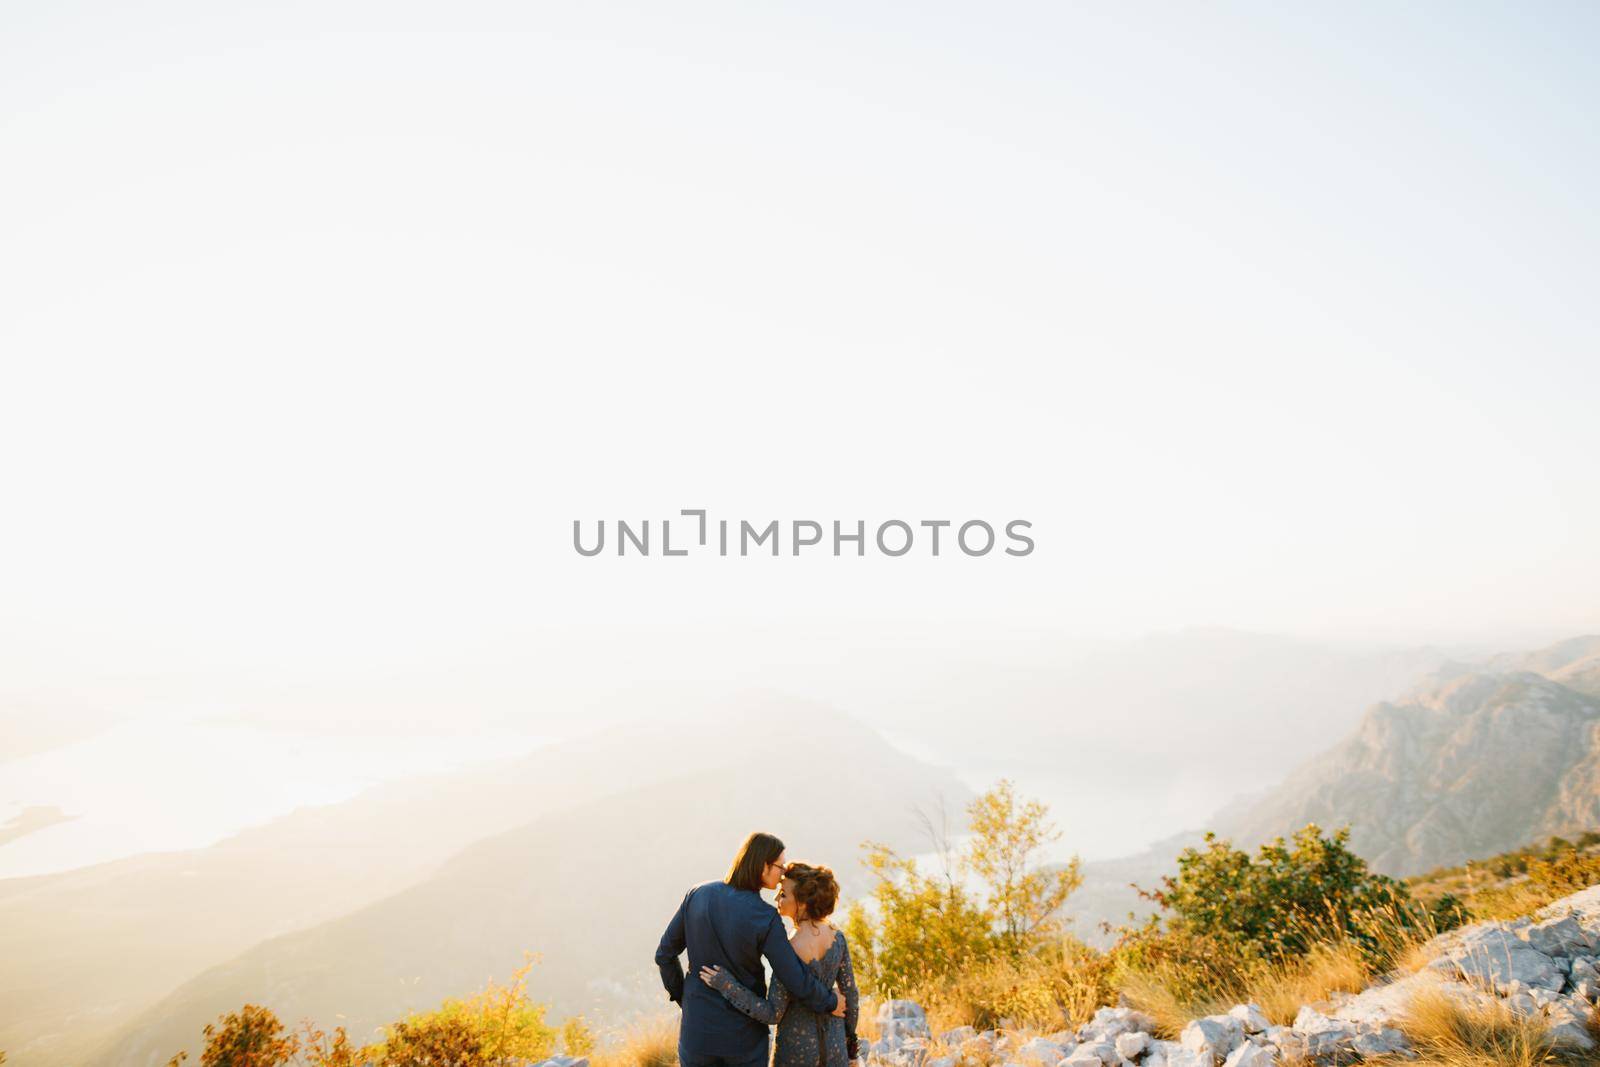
656,832,861,1067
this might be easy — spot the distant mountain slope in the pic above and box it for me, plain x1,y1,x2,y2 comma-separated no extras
3,695,946,1067
93,706,967,1067
829,628,1453,859
1216,665,1600,876
1487,633,1600,698
1059,636,1600,937
0,721,674,1066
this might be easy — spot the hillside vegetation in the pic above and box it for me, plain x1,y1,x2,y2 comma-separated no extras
79,782,1600,1067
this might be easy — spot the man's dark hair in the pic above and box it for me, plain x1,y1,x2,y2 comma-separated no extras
725,831,785,892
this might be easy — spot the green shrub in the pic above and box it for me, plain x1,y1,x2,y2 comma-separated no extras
1145,824,1448,964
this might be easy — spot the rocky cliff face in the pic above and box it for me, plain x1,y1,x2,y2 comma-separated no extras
1218,661,1600,876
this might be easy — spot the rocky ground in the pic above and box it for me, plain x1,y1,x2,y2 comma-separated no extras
511,883,1600,1067
861,884,1600,1067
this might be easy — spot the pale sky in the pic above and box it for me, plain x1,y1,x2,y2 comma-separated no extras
3,0,1598,695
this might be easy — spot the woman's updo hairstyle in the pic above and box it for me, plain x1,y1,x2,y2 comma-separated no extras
783,862,839,920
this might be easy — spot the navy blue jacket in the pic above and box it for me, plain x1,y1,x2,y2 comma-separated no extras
656,880,840,1059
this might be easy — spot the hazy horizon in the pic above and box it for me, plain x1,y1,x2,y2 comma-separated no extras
6,622,1591,878
3,2,1599,690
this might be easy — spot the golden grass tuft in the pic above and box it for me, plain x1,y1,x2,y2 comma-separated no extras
1250,942,1370,1027
855,998,882,1043
913,943,1114,1034
1398,989,1564,1067
1118,939,1371,1036
1116,966,1235,1040
591,1014,679,1067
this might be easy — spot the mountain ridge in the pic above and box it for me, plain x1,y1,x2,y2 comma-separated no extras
1215,646,1600,877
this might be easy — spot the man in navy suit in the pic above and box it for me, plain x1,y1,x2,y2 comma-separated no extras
657,832,847,1067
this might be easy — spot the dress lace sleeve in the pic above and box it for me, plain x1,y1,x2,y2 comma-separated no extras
707,968,790,1024
838,933,861,1055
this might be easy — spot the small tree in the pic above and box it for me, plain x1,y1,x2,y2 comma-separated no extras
845,842,996,996
559,1017,596,1057
964,780,1082,952
294,1022,358,1067
847,781,1083,998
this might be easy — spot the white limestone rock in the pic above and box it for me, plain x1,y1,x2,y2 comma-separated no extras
1331,971,1444,1029
1219,1043,1272,1067
1444,924,1563,992
1018,1038,1067,1064
1113,1032,1149,1061
1063,1049,1109,1067
1537,885,1600,930
1350,1025,1409,1058
1268,1029,1307,1063
1078,1007,1156,1043
1147,1041,1206,1067
880,1000,928,1023
1291,1007,1357,1060
1546,999,1598,1051
1226,1004,1269,1034
882,1040,929,1067
1526,914,1593,958
1179,1016,1243,1064
1071,1040,1119,1067
878,1000,930,1042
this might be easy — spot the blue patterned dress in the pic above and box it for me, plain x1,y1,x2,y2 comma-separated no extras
707,929,860,1067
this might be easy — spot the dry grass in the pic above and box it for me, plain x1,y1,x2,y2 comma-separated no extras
1446,850,1600,923
1397,989,1566,1067
1393,934,1444,977
1469,881,1579,923
1360,900,1455,977
1117,966,1235,1039
855,998,882,1044
914,944,1114,1034
592,1014,679,1067
1249,942,1370,1027
920,1034,1000,1067
1119,939,1371,1036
